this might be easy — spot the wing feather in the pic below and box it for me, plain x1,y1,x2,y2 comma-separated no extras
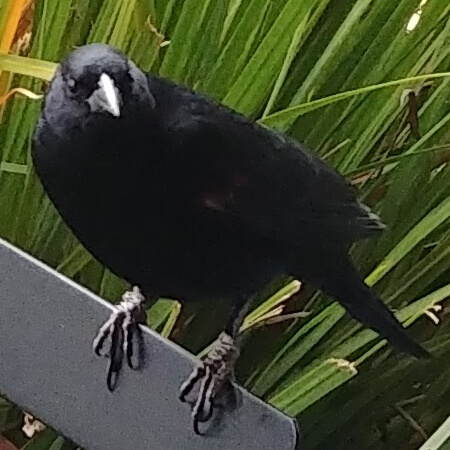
151,76,385,249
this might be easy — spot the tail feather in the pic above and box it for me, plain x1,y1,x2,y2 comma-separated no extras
338,285,430,359
307,255,430,359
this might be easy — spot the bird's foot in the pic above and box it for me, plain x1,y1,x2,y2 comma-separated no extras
93,286,147,391
179,331,240,434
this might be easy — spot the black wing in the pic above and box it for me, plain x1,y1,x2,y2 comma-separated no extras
151,76,385,250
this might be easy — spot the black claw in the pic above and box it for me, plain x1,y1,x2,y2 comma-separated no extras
107,316,124,390
107,365,122,392
193,417,202,435
93,328,111,356
106,355,121,392
107,368,118,391
125,323,144,370
137,326,145,368
192,401,214,435
127,304,146,370
125,323,135,369
199,401,214,423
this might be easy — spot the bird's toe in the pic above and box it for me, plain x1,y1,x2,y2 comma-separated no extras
93,286,147,390
179,331,240,434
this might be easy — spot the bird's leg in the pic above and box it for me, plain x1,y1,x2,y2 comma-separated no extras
179,296,251,434
93,286,148,391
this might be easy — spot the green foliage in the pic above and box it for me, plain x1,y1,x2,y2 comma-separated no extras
0,0,449,448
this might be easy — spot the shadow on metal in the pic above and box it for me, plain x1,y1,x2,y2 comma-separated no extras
0,238,298,450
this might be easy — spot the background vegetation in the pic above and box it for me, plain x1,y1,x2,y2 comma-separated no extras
0,0,449,448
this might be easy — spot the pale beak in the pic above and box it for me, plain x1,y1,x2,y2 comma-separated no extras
87,73,121,117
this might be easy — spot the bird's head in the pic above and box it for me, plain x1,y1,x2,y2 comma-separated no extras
50,43,155,120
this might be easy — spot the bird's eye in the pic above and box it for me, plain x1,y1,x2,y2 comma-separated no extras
66,77,77,92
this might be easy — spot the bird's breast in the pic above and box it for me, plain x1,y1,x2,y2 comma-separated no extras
32,119,282,299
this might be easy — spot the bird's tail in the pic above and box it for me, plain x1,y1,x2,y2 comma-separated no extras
308,256,430,359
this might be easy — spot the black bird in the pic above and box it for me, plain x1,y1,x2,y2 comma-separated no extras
32,43,429,433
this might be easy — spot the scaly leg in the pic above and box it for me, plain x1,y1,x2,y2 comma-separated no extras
179,296,251,434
